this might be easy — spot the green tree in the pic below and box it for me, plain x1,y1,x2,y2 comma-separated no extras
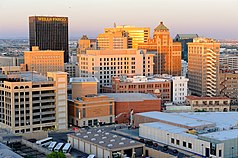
47,152,66,158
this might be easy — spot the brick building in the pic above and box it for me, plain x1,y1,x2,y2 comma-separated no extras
101,93,161,123
102,75,171,103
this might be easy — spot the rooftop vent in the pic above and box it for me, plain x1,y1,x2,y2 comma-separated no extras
94,134,99,137
102,137,107,139
110,139,115,142
83,135,88,138
113,135,118,138
76,133,81,136
107,144,113,147
87,131,91,134
99,141,104,144
121,138,126,141
119,142,124,145
91,138,96,141
130,140,135,144
97,130,102,133
105,132,110,135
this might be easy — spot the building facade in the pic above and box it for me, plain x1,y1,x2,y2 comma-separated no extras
24,46,64,75
64,63,79,79
181,60,188,77
78,49,154,90
68,95,115,127
188,38,220,97
174,34,199,62
29,16,69,62
220,54,238,70
172,76,189,104
102,75,171,103
0,71,68,134
104,25,150,49
138,22,182,76
97,31,128,50
186,95,230,112
219,70,238,104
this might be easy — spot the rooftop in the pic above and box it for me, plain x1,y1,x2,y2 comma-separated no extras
199,129,238,141
140,122,197,138
100,93,159,102
154,22,169,31
176,34,199,40
136,111,214,128
70,77,99,83
137,111,238,130
70,128,143,151
186,95,229,100
7,72,48,82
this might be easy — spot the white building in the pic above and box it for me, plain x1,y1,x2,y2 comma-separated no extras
78,49,154,90
136,111,238,158
181,60,188,76
171,76,189,104
220,54,238,70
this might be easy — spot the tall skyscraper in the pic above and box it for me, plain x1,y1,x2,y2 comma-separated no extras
104,25,150,48
29,16,69,62
138,22,182,76
188,38,220,97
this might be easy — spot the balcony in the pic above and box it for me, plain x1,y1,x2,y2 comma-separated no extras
41,116,56,121
41,105,56,109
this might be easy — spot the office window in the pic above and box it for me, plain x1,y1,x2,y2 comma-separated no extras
176,140,180,145
109,105,113,115
188,143,192,149
183,141,186,147
82,108,86,118
171,138,175,144
219,150,222,157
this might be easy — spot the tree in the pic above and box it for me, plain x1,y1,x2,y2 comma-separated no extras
47,152,66,158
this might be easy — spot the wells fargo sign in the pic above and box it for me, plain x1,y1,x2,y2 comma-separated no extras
37,17,67,22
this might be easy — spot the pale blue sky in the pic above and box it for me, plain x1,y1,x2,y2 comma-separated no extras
0,0,237,39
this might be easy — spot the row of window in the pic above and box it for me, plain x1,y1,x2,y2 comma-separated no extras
171,138,192,149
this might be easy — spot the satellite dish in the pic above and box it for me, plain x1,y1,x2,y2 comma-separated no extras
154,89,160,94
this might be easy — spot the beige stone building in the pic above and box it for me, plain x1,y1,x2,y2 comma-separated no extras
24,46,64,75
0,71,68,134
70,77,98,99
186,95,230,112
104,25,150,48
138,22,182,76
219,70,238,104
188,38,220,97
78,49,154,90
97,31,128,50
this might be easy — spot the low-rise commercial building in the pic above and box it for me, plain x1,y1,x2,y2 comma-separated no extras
68,128,144,158
101,93,161,124
136,111,238,158
186,95,230,112
102,75,171,103
68,95,115,127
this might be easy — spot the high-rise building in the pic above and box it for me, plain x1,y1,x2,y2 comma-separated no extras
0,71,68,134
174,34,199,62
188,38,220,97
104,25,150,48
29,16,69,62
24,46,64,75
78,49,154,90
97,31,128,50
138,22,182,76
77,35,92,54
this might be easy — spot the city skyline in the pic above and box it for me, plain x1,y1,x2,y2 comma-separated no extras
0,0,238,39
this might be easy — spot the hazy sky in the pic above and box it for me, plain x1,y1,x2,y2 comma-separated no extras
0,0,238,39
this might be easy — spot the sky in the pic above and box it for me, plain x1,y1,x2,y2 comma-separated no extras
0,0,238,39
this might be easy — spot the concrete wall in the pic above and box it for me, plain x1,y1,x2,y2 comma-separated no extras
21,139,51,155
21,131,48,140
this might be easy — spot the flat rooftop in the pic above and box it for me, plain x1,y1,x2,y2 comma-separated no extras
199,129,238,141
100,93,159,102
70,77,99,83
7,72,48,82
140,122,197,138
137,111,238,130
136,111,214,128
70,128,143,151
